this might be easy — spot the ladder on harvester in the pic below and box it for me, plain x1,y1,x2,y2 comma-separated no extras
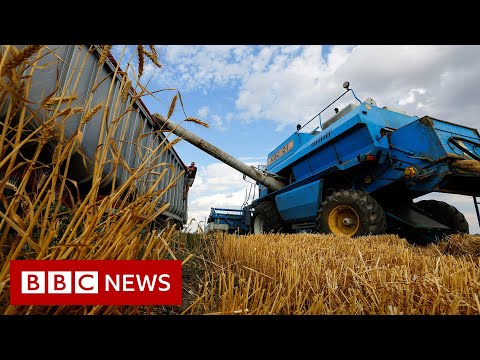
474,197,480,228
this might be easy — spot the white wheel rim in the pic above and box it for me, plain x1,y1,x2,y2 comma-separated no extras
253,215,264,234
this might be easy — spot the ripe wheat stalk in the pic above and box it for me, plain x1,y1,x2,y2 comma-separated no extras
0,45,193,315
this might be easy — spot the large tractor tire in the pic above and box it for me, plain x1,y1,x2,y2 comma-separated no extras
316,189,386,237
415,200,469,234
252,200,289,234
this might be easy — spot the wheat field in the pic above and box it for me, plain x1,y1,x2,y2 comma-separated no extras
183,232,480,315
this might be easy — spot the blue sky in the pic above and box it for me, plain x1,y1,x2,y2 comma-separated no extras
111,45,480,234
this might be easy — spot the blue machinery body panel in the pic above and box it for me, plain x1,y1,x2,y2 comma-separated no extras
206,208,252,234
208,97,480,234
275,180,323,222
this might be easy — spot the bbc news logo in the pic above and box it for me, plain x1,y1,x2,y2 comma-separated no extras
10,260,182,305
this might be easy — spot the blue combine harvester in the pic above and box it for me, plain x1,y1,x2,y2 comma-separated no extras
204,208,251,234
156,82,480,244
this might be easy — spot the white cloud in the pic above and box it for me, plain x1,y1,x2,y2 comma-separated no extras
398,88,427,106
126,45,480,140
211,114,225,131
234,45,480,130
155,45,257,91
197,106,209,118
191,162,259,193
150,45,480,130
197,106,226,131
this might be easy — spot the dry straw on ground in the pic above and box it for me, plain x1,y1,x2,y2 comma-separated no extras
187,232,480,315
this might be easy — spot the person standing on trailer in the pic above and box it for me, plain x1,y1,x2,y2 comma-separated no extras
186,162,197,189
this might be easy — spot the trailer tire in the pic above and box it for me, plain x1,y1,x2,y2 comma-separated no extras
415,200,469,234
253,200,289,234
316,189,386,237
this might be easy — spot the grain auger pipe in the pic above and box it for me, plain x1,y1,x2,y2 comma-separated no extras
154,115,286,192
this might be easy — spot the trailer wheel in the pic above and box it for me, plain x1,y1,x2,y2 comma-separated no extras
415,200,469,234
317,189,386,237
252,200,288,234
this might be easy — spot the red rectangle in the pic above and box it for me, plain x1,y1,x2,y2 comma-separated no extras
10,260,182,305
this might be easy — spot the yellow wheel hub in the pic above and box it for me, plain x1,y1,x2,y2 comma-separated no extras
328,205,360,236
404,166,417,179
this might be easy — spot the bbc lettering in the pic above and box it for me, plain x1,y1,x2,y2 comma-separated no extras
21,271,99,294
10,260,182,305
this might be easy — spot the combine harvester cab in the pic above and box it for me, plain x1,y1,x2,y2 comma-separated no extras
158,82,480,244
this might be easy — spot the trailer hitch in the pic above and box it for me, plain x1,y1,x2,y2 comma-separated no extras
448,136,480,161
